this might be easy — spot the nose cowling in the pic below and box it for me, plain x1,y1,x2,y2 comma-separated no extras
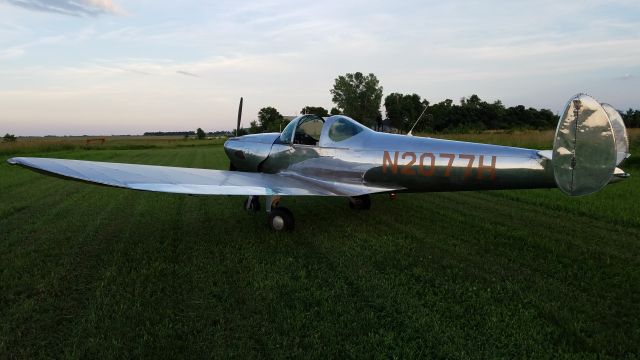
224,133,281,172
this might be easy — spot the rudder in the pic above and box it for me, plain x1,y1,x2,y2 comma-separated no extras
552,94,617,196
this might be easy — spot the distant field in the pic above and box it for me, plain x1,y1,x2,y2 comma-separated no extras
1,131,638,358
0,135,225,156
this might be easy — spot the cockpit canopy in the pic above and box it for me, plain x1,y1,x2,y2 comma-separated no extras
279,114,324,146
278,114,370,147
327,117,365,142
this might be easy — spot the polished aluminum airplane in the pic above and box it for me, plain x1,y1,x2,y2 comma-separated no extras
8,94,631,231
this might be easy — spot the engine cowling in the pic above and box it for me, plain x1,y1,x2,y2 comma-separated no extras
224,133,280,172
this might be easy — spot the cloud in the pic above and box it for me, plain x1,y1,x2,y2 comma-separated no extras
108,66,151,76
0,47,24,60
614,73,635,80
5,0,123,17
0,22,28,34
0,31,93,61
176,70,199,78
2,0,639,135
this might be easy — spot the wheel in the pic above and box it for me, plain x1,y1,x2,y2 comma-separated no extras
348,194,371,210
229,162,237,171
243,196,260,212
268,207,294,231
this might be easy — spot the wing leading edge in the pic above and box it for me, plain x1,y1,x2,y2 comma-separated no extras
7,157,398,196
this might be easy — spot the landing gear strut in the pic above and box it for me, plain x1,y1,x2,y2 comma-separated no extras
243,195,295,231
348,194,371,210
243,195,260,212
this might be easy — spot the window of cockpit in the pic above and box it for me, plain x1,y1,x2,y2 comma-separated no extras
294,115,324,145
279,119,296,144
328,118,364,142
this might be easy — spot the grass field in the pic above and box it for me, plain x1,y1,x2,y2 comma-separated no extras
1,131,639,358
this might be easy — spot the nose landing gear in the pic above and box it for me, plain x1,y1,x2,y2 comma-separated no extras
268,207,294,231
244,195,295,231
244,194,374,231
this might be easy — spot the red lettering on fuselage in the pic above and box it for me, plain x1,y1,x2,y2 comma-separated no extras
381,151,497,180
459,154,475,178
439,153,456,177
400,152,417,175
477,155,497,180
382,151,399,174
419,153,436,176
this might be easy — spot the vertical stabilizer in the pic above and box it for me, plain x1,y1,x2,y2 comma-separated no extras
601,103,630,165
552,94,617,196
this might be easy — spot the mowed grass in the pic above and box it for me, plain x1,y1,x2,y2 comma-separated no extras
0,132,639,358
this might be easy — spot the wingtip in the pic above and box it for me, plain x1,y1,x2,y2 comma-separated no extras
7,157,19,165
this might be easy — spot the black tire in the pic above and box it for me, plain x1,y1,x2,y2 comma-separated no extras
348,194,371,210
268,207,294,231
243,196,261,212
229,163,237,171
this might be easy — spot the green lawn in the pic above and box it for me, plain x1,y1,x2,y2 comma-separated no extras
1,139,638,358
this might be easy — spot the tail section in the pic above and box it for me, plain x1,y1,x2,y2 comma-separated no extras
552,94,622,196
601,103,631,166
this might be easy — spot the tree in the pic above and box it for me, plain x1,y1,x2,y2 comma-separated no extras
2,133,16,142
249,120,260,134
384,93,428,132
258,106,285,132
623,108,640,128
330,72,383,126
301,106,329,117
196,128,206,140
330,107,341,115
422,94,561,133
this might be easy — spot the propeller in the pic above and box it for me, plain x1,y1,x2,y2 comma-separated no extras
236,97,243,136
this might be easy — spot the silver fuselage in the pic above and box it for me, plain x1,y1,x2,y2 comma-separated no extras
224,125,555,194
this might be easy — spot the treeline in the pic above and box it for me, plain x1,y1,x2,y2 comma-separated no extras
622,109,640,128
144,130,232,137
390,94,559,133
242,72,639,135
144,131,195,136
387,94,640,133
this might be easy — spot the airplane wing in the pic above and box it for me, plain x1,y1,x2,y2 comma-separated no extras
7,157,399,196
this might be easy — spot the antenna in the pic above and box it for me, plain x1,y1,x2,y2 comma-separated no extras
407,105,429,136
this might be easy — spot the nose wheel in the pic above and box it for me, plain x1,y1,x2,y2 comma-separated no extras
243,195,295,231
268,207,294,231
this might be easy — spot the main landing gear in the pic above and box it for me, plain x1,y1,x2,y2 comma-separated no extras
244,195,295,232
244,194,373,231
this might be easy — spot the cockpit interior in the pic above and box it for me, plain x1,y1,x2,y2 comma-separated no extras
294,115,324,145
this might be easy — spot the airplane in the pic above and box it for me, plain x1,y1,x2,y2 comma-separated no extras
7,94,631,231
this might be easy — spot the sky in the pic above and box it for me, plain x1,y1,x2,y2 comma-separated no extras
0,0,639,135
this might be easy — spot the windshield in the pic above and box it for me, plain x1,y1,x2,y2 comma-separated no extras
279,119,296,144
328,117,364,142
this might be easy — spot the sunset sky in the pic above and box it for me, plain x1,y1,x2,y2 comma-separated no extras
0,0,638,135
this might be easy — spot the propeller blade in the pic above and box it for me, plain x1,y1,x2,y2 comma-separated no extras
236,97,243,136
